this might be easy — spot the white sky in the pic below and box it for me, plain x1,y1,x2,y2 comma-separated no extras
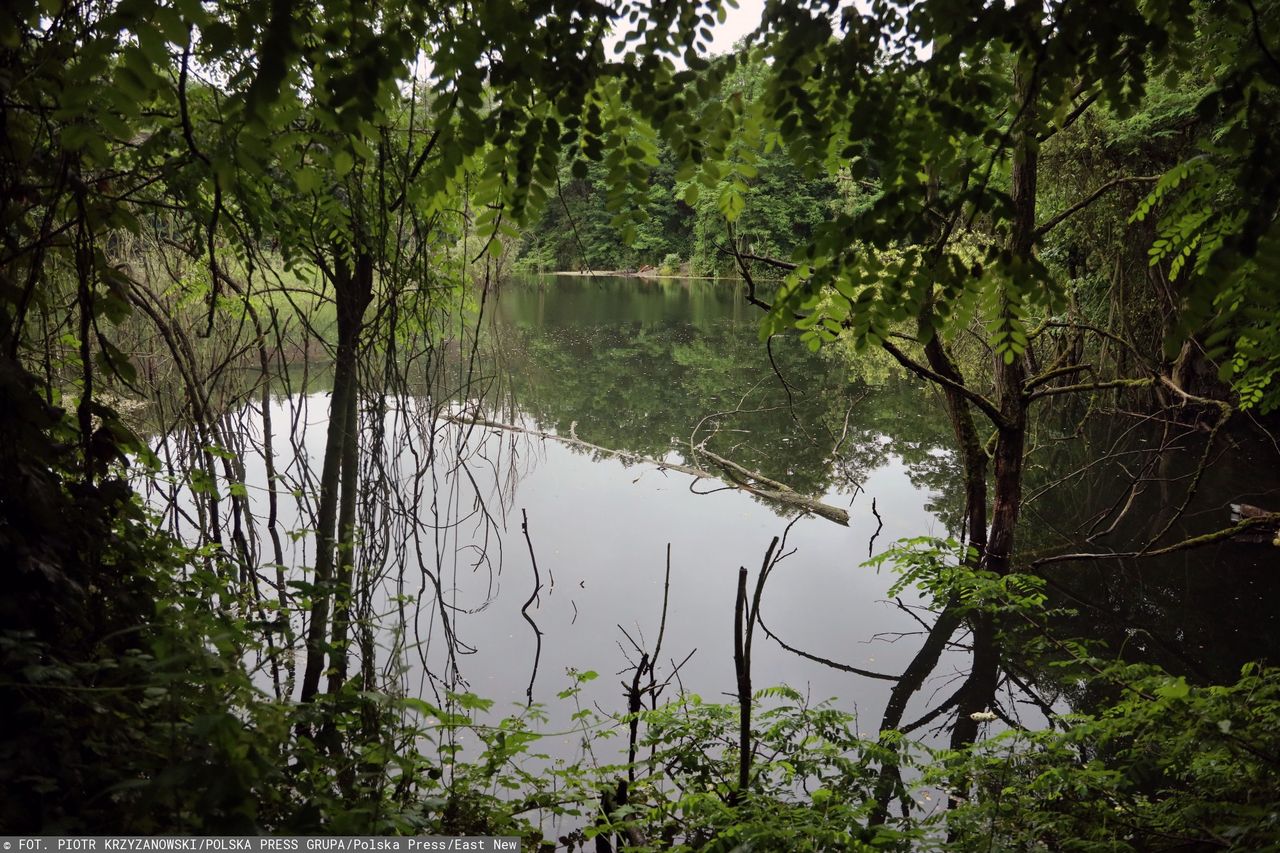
705,0,767,54
603,0,768,63
606,0,865,62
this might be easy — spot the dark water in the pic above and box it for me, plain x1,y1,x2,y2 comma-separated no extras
145,273,1280,755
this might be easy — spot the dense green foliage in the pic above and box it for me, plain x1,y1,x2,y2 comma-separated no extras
514,56,844,275
941,661,1280,850
3,0,1280,847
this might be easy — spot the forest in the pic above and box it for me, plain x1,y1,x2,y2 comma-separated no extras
3,0,1280,848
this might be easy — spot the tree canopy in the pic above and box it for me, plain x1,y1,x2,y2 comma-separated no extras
3,0,1280,845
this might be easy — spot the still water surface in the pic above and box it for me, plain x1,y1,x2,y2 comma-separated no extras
461,277,961,731
149,274,1280,751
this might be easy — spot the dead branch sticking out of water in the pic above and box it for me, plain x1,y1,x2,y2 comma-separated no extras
869,496,884,557
519,508,544,707
443,414,850,526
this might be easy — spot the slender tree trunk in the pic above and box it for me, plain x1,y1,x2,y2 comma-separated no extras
868,605,964,827
327,330,364,695
948,51,1038,775
921,326,990,561
733,567,751,799
868,190,997,831
300,249,372,705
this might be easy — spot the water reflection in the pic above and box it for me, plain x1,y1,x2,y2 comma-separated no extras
1017,406,1280,695
138,274,974,757
485,276,1280,733
136,274,1280,803
491,276,965,522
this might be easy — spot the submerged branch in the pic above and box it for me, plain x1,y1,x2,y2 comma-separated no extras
1028,514,1279,569
444,414,850,525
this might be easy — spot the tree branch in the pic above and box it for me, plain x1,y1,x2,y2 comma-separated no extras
1024,362,1092,392
1034,176,1160,241
721,229,800,318
1027,513,1277,569
881,339,1008,428
716,246,798,271
1027,376,1156,401
1037,87,1101,144
388,94,457,212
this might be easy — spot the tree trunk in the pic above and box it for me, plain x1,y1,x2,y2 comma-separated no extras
327,260,368,695
300,249,373,705
948,50,1038,779
922,328,989,561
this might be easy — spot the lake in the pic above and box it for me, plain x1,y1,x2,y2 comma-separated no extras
141,273,1280,762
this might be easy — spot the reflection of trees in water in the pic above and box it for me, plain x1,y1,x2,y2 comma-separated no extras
133,290,540,716
134,274,1280,828
860,399,1280,820
735,397,1280,823
1014,404,1280,690
488,278,964,517
483,282,1280,824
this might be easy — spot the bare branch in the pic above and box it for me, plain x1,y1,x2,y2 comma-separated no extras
1034,176,1160,241
881,339,1008,428
1028,514,1276,569
388,93,457,212
716,246,798,271
1024,362,1092,392
1037,87,1101,144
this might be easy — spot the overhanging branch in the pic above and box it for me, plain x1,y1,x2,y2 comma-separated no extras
1027,376,1156,401
881,339,1008,428
1034,175,1160,241
1028,513,1278,569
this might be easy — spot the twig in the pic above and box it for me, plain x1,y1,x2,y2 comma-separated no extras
869,496,885,557
519,508,544,707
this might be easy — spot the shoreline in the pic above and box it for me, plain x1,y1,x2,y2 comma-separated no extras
536,269,743,281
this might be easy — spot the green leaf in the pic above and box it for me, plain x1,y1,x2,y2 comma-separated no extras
333,150,354,177
1155,677,1190,701
295,168,319,193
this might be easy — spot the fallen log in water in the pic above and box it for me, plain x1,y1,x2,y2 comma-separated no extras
443,414,850,526
1229,504,1280,546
